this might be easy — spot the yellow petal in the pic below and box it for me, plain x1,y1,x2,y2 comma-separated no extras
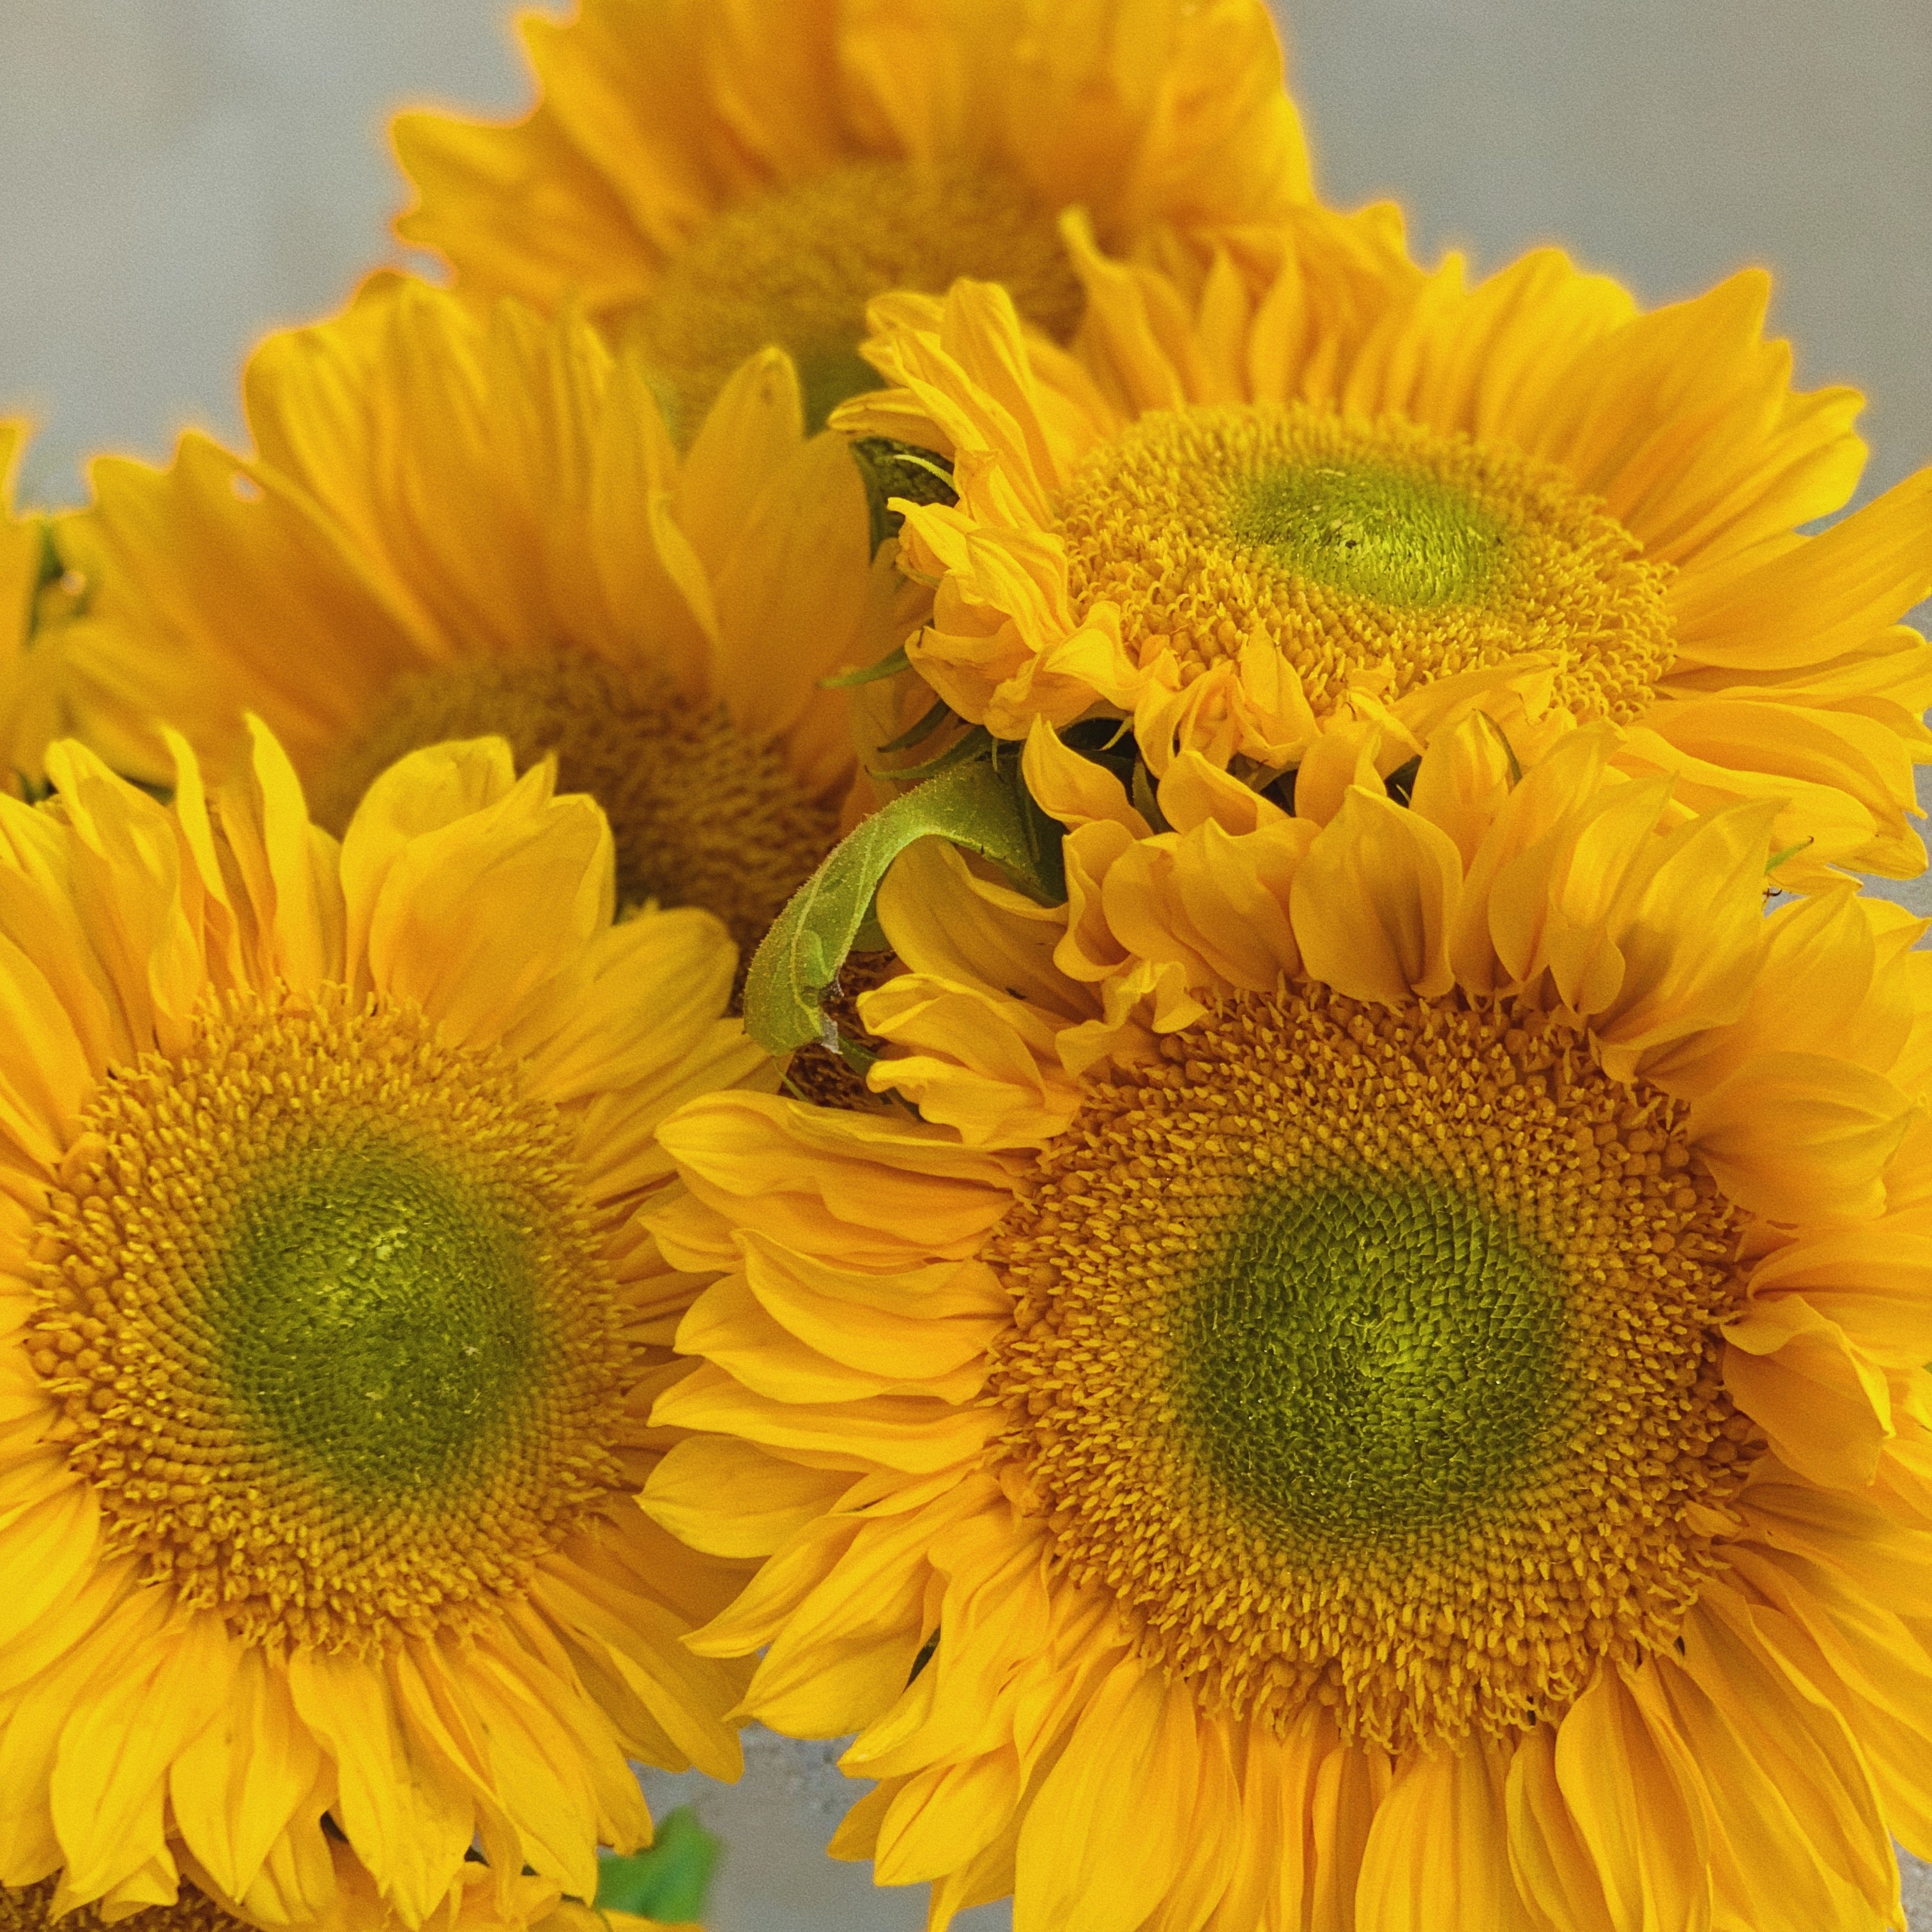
1503,1725,1617,1932
1014,1662,1195,1932
1724,1296,1894,1486
1291,786,1460,1004
1660,1590,1898,1932
1356,1740,1539,1931
641,1434,853,1559
167,1644,323,1904
1552,1666,1713,1932
284,1647,477,1926
1670,466,1932,670
1689,1052,1913,1223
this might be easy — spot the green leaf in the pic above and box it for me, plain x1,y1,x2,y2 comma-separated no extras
593,1809,719,1924
745,756,1066,1055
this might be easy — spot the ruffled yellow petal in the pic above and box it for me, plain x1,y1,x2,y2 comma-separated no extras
654,1091,1017,1264
34,742,210,1059
1289,785,1459,1004
1724,1296,1896,1486
359,773,613,1045
1688,1052,1912,1225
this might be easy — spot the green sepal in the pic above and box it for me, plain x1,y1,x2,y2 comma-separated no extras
869,722,992,783
820,644,910,691
1382,755,1422,808
1765,839,1813,874
1475,710,1524,783
745,754,1067,1055
851,437,958,555
33,523,61,596
592,1809,719,1923
876,694,956,755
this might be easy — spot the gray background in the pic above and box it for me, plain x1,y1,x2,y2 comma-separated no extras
2,2,1928,1925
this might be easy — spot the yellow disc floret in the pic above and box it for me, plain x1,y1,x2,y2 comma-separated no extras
310,652,843,956
28,984,627,1655
986,986,1752,1751
1055,402,1677,724
637,159,1084,433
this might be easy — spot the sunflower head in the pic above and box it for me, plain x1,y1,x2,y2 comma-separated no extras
391,0,1312,430
45,277,912,964
0,725,771,1928
839,224,1932,884
643,717,1932,1930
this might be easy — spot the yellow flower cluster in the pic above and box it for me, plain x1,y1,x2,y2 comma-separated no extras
3,4,1932,1932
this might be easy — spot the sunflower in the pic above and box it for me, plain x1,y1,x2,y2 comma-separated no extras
390,0,1314,434
35,275,896,963
836,236,1932,885
0,726,775,1928
643,717,1932,1931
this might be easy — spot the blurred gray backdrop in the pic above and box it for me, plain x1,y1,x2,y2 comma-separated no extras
2,3,1928,1928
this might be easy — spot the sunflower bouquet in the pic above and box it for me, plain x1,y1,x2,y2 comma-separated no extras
2,5,1931,1932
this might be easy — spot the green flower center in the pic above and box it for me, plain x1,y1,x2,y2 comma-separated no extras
220,1137,549,1506
1182,1172,1565,1544
1225,459,1508,610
